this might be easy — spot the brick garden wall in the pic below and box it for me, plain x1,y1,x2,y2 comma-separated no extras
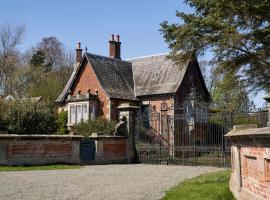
227,127,270,200
0,135,82,166
0,135,130,166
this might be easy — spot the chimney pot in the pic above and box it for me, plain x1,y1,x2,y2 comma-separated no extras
109,34,121,60
77,42,81,49
75,42,83,68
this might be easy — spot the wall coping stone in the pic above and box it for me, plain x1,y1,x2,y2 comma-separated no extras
0,134,128,141
88,135,128,140
0,134,84,140
225,126,270,137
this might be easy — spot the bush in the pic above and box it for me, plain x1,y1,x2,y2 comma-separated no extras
0,100,9,130
75,117,117,137
56,111,68,135
3,100,57,134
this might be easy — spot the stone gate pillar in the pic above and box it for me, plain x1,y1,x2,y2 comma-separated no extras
264,92,270,127
117,103,140,163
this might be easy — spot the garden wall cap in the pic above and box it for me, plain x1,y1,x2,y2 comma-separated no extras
117,102,140,110
225,126,270,137
0,134,84,140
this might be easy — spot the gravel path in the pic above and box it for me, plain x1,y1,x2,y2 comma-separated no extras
0,164,223,200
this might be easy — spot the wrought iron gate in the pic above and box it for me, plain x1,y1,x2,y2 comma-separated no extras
135,99,267,167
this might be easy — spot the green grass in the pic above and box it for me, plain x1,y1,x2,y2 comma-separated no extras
0,164,80,172
162,170,235,200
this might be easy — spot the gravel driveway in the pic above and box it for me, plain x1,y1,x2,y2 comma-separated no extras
0,164,223,200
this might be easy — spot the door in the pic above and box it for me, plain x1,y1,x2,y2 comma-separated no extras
80,140,96,162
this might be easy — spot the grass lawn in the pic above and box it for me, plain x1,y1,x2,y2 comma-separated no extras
0,164,81,172
162,170,235,200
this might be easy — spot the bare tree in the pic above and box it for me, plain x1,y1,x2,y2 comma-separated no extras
199,60,221,94
37,36,74,71
0,24,25,95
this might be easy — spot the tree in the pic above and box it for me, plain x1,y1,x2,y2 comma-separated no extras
37,36,74,71
160,0,270,91
30,50,46,69
0,24,25,95
211,72,255,113
26,36,74,100
199,60,220,94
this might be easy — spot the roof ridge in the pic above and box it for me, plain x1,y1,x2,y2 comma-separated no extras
86,52,131,64
126,52,169,61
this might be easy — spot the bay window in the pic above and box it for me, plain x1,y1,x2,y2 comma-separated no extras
68,102,97,125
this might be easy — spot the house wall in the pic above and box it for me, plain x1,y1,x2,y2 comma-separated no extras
138,95,174,145
173,62,210,147
71,60,110,119
174,61,210,110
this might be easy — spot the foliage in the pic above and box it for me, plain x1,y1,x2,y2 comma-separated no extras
0,100,9,130
160,0,270,91
75,117,117,137
0,23,73,100
2,100,57,134
0,164,80,172
162,170,235,200
56,111,68,135
211,72,255,113
27,69,71,101
0,24,25,95
30,50,46,68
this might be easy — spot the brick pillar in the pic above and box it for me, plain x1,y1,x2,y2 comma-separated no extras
264,92,270,127
117,103,139,163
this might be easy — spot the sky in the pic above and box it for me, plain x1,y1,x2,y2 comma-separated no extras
0,0,266,107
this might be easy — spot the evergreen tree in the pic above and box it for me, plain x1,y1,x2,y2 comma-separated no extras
161,0,270,91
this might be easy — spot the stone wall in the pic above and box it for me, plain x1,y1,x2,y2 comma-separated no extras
0,134,130,166
226,125,270,200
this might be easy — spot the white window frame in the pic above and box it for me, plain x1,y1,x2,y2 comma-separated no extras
68,101,97,126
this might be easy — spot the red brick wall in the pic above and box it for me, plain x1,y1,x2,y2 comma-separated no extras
241,146,270,199
230,144,270,200
7,142,72,158
103,139,127,157
71,60,110,119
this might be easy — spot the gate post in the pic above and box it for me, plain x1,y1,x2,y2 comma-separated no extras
264,92,270,127
117,103,140,164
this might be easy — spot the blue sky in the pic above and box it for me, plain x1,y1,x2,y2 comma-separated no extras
0,0,266,106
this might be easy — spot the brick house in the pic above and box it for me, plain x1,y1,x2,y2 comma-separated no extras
55,35,210,131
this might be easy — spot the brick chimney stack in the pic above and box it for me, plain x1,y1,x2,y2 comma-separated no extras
74,42,83,71
109,34,121,60
76,42,83,63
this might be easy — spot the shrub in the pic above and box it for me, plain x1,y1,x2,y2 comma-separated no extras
75,117,117,137
56,111,68,135
0,100,9,130
3,100,57,134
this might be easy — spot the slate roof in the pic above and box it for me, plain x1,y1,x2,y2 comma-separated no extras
130,54,189,97
55,53,137,103
56,52,208,103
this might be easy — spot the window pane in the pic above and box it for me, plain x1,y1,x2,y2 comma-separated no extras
82,104,88,122
70,106,76,124
76,105,82,123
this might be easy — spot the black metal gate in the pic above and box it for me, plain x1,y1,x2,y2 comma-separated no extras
80,140,95,162
135,100,267,167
